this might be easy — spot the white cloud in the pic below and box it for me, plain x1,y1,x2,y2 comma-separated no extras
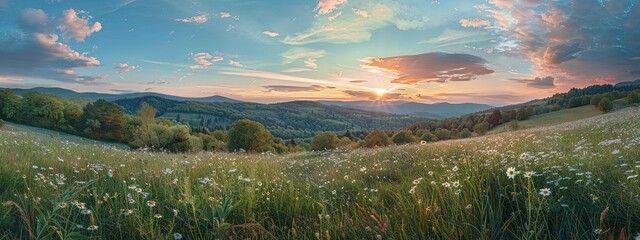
117,63,136,72
352,8,369,17
220,12,231,18
229,60,243,68
315,0,348,15
262,31,280,37
304,58,318,69
58,9,102,42
175,14,208,24
283,2,428,45
190,52,221,69
459,18,491,28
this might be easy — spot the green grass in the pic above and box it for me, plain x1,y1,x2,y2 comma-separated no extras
1,107,640,239
488,105,602,134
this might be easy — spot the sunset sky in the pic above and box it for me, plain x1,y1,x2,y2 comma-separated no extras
1,0,639,105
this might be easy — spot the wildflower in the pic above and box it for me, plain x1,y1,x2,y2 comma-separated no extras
173,233,183,240
465,204,472,209
108,169,113,177
81,209,92,215
57,202,67,208
121,209,133,216
146,200,157,207
87,225,99,231
257,181,263,187
420,140,427,145
343,175,349,181
452,181,460,188
594,228,603,234
76,202,86,210
408,186,416,194
524,171,534,178
331,190,337,195
539,188,551,197
228,169,237,174
128,184,136,190
452,166,458,172
173,209,179,217
154,213,162,219
136,188,143,193
506,167,518,179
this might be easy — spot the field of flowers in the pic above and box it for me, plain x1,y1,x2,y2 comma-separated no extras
1,107,640,239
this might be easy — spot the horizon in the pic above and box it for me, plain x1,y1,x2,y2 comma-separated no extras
1,0,639,106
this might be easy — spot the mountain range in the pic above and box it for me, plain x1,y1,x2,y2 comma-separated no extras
3,87,492,119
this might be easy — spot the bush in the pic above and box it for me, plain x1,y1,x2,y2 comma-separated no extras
627,91,640,104
391,130,417,144
0,119,4,128
227,119,273,153
310,131,340,151
419,133,438,143
473,121,490,135
598,98,613,112
434,128,452,140
460,128,472,138
363,130,390,148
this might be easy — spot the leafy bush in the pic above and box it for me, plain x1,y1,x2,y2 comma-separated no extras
0,119,4,128
391,130,417,144
598,98,613,112
364,130,390,148
310,131,340,151
227,119,273,153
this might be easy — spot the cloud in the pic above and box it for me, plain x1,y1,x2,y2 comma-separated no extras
189,52,222,69
510,76,555,88
304,58,318,69
58,9,102,42
175,14,208,24
349,80,368,83
219,12,231,18
344,90,407,100
116,63,136,72
228,60,243,68
0,9,104,85
419,29,494,48
281,47,327,63
262,31,279,37
363,52,494,84
283,1,428,45
327,11,343,21
486,0,640,86
315,0,348,15
263,85,335,92
416,92,524,103
352,8,370,17
282,68,312,73
542,43,582,65
459,18,491,28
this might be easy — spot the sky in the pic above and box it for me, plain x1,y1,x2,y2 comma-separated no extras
0,0,639,105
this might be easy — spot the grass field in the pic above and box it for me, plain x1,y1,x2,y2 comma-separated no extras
488,105,603,134
1,107,640,239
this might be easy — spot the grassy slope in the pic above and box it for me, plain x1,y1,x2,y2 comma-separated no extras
488,105,602,134
0,108,639,239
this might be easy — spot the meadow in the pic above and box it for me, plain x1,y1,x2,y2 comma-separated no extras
1,107,639,239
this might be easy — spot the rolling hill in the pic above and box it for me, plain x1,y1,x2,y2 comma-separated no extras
114,96,426,139
319,100,494,118
3,87,242,103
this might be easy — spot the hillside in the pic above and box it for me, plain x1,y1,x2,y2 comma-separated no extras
320,100,493,118
1,106,639,239
114,96,426,139
3,87,242,103
487,105,603,134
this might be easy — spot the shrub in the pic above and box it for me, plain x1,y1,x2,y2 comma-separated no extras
310,131,340,151
473,121,490,135
627,91,640,104
0,119,4,128
227,119,273,153
363,130,390,148
598,98,613,112
391,130,417,144
460,128,472,138
419,133,438,143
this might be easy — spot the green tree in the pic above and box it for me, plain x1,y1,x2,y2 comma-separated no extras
62,100,83,129
516,107,530,121
488,109,503,126
310,131,340,151
434,128,452,140
227,119,273,153
0,90,21,119
391,130,417,144
419,133,438,143
130,103,161,148
551,104,561,112
598,98,613,112
460,128,472,138
627,91,640,104
79,99,125,141
473,121,490,135
364,130,391,148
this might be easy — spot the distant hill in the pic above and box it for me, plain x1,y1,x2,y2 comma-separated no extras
114,96,426,139
319,100,493,119
2,87,242,103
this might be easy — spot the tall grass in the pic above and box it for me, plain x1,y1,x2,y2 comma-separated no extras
1,107,639,239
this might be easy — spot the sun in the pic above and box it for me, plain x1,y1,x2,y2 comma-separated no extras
375,89,387,96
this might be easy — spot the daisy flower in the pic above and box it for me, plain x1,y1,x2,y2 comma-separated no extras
506,167,518,179
146,200,157,207
539,188,551,197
